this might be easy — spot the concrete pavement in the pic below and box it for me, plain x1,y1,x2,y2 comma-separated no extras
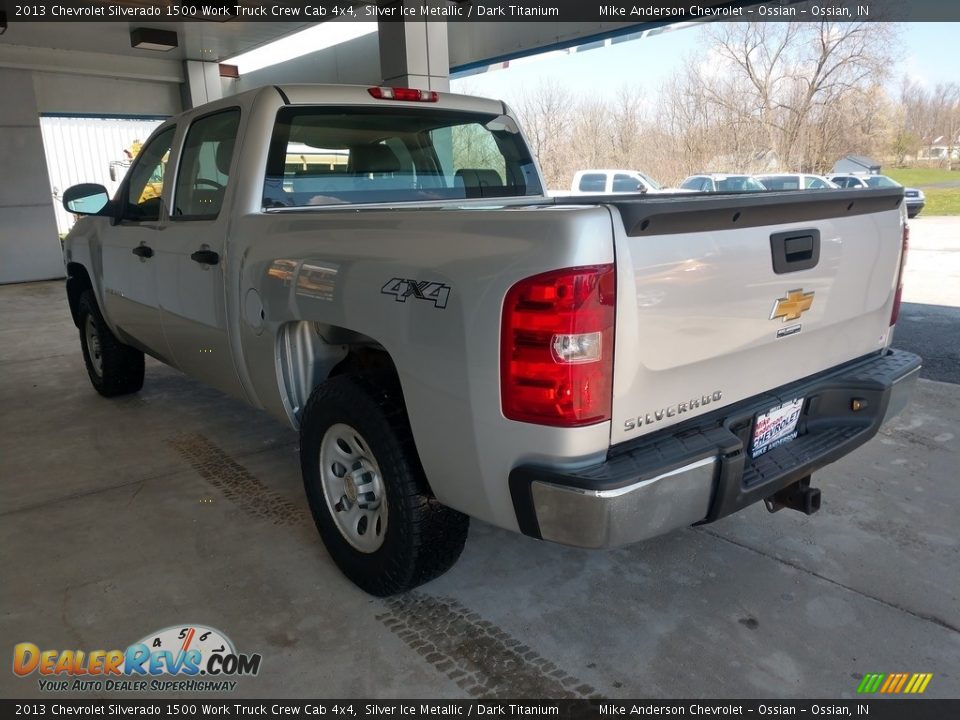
1,281,958,700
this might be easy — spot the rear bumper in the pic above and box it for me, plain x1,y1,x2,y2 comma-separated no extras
510,349,921,549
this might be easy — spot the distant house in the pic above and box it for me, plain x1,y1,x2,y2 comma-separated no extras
919,135,960,162
832,155,881,174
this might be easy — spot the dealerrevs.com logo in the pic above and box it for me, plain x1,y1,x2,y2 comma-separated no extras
13,624,262,693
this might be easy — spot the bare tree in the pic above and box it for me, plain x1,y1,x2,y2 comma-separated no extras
509,80,574,190
668,21,898,172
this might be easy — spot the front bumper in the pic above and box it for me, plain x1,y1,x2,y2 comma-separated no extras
906,201,925,216
510,349,921,548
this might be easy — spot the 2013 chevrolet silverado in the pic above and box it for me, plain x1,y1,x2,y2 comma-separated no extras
61,85,920,595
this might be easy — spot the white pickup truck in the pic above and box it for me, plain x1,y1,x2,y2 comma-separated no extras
61,85,920,595
567,168,668,195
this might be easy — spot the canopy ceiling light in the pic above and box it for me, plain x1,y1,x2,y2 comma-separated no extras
130,27,178,52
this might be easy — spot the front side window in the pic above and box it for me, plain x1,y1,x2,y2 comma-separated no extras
263,107,541,208
805,177,828,189
122,126,175,222
612,174,643,192
680,176,704,191
173,108,241,220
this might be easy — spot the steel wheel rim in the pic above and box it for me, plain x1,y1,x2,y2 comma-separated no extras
319,423,388,553
84,314,103,377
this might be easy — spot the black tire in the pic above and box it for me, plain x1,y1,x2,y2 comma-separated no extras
300,374,469,596
77,290,145,397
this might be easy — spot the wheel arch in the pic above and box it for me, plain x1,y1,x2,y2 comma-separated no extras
65,262,94,328
274,320,404,428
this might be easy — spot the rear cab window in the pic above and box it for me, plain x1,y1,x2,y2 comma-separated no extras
263,107,542,208
578,173,607,192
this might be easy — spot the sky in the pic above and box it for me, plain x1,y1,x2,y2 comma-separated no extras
448,22,960,106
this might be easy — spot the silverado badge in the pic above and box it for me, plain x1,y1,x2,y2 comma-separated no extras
770,289,814,322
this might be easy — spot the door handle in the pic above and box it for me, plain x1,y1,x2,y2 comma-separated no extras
770,229,820,274
131,245,154,259
191,249,220,265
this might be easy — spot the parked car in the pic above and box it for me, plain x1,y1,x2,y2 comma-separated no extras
829,174,925,218
679,173,768,192
755,173,839,191
61,84,919,595
569,169,667,194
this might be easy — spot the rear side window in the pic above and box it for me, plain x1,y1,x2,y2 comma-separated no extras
759,177,797,190
716,176,765,192
263,107,541,208
805,177,828,189
173,108,241,220
680,177,705,191
578,173,607,192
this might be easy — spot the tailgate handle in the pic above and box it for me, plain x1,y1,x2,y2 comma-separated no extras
771,229,820,274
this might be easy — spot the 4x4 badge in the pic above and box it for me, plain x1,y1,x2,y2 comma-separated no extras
381,278,451,309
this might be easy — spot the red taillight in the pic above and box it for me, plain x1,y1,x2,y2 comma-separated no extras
367,86,439,102
890,223,909,326
500,265,616,427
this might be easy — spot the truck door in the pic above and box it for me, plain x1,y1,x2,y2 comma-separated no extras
154,107,246,399
100,125,176,363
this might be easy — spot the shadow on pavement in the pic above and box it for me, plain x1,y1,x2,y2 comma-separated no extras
893,302,960,384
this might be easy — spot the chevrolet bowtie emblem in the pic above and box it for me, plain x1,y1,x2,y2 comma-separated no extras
770,289,814,322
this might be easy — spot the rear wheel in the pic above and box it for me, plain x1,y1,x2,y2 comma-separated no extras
77,290,145,397
300,375,469,596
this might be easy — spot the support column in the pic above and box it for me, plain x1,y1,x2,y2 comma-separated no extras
183,60,223,109
0,68,64,283
378,2,449,91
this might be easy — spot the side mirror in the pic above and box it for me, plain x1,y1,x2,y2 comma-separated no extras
63,184,111,216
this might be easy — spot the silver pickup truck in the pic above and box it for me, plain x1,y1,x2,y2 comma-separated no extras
61,85,920,595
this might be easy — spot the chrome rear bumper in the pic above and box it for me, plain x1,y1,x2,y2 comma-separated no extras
511,349,921,549
531,458,716,549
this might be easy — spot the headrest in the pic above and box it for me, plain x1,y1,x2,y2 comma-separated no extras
454,168,504,189
352,144,401,174
215,139,235,176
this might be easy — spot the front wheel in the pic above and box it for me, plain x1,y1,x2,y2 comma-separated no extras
300,375,469,596
77,290,145,397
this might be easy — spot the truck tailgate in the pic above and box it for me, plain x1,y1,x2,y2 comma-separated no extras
600,189,906,444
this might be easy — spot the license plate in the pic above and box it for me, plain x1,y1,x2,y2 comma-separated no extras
750,398,804,459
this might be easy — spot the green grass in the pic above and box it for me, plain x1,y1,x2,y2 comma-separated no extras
886,167,960,216
886,167,959,187
921,189,960,215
